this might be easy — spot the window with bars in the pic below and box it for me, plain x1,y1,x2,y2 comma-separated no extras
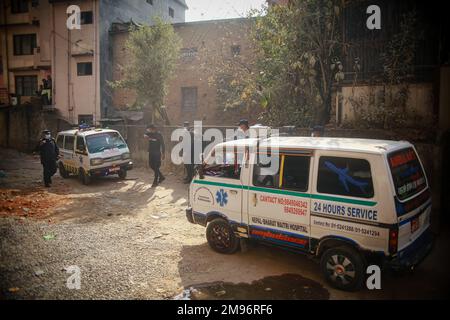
15,76,38,96
181,87,197,110
13,34,37,56
11,0,28,14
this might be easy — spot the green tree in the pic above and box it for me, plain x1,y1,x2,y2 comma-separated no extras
110,18,181,124
215,0,343,127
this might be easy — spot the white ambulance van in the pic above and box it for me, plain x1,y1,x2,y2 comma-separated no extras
56,127,133,185
186,137,433,290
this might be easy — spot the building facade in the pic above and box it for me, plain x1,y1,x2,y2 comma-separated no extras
0,0,186,125
111,18,254,126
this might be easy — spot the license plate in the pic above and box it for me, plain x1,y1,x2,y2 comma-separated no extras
411,216,420,233
109,167,120,173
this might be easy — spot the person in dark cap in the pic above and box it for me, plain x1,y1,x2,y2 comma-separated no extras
237,119,250,139
38,130,59,187
144,124,166,188
311,125,324,137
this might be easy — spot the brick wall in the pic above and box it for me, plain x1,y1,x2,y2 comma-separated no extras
111,18,254,126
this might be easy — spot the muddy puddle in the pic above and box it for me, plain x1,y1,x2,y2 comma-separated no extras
174,274,330,300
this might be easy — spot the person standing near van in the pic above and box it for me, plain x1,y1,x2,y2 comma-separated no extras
144,124,166,188
38,130,59,188
236,119,250,139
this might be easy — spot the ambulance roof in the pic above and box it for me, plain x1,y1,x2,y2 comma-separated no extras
217,137,412,155
57,128,119,137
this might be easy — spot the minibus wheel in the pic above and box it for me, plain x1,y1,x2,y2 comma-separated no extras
206,218,239,254
118,169,127,180
59,162,69,179
320,246,365,291
79,168,91,185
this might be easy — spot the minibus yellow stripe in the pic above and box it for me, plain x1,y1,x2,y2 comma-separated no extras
279,154,285,188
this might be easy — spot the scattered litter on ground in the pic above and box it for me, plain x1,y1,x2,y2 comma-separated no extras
43,234,56,241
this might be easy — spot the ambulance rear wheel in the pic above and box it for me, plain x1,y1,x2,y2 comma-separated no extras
59,163,69,179
79,168,91,185
206,218,239,254
320,246,365,291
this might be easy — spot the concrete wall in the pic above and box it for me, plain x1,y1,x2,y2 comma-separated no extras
0,106,71,152
339,83,435,124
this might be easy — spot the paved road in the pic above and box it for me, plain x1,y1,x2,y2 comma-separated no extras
1,149,449,299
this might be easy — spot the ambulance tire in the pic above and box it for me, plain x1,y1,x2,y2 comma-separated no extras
59,162,69,179
206,218,240,254
118,169,127,180
320,246,365,291
79,168,91,185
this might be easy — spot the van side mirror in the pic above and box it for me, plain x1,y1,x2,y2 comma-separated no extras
197,153,205,179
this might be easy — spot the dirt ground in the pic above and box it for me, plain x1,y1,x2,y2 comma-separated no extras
0,148,449,300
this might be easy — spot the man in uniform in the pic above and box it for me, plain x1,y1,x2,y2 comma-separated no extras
144,124,166,188
38,130,59,187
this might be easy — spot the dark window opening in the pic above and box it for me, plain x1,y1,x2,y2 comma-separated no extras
77,62,93,76
15,76,37,96
78,114,94,126
64,135,75,151
13,34,37,56
282,156,310,192
80,11,93,24
317,156,374,198
204,150,243,180
76,136,86,153
147,0,154,5
181,87,197,110
11,0,28,14
56,135,64,149
169,7,174,18
253,155,281,188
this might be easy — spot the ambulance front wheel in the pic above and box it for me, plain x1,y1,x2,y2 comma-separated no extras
320,246,365,291
59,162,69,179
118,169,127,180
206,218,240,254
79,168,91,185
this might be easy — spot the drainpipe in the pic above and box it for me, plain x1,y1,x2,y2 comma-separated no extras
3,0,11,105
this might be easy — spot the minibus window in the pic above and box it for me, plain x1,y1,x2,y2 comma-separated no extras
282,156,310,192
317,156,374,198
253,155,281,188
76,136,87,154
388,148,426,200
204,151,242,180
64,135,75,151
56,135,64,149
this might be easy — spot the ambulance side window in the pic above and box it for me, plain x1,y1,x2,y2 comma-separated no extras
282,156,310,192
317,156,374,198
204,151,242,180
64,136,75,151
76,136,86,154
253,154,281,188
56,135,64,149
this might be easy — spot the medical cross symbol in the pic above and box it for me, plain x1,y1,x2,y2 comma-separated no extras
216,189,228,207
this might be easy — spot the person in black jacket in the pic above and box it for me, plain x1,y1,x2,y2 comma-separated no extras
38,130,59,187
144,124,166,188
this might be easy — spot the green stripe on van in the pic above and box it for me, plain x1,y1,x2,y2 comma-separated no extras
193,180,377,207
